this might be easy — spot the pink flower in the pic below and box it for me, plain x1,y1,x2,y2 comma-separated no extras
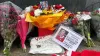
96,10,99,13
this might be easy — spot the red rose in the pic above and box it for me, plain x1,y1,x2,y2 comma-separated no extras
72,18,78,25
70,13,75,18
37,4,41,8
47,6,51,10
33,4,41,10
54,4,64,10
30,11,34,16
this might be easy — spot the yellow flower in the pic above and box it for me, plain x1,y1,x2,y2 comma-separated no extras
42,9,53,14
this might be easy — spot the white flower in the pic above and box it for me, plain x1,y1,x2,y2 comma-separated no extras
53,5,55,7
77,12,81,14
61,7,65,9
76,14,81,20
25,6,33,13
19,14,25,18
34,9,43,16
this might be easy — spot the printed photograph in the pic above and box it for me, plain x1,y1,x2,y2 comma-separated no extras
56,28,69,42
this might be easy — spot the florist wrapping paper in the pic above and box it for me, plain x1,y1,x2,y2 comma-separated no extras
17,17,29,49
25,11,70,30
0,1,22,56
24,4,70,30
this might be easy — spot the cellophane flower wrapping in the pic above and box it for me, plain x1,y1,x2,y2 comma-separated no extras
71,12,95,47
0,1,22,56
91,9,100,40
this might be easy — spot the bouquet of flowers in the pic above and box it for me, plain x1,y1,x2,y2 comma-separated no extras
0,1,22,56
24,3,70,30
71,12,95,47
16,1,70,50
91,8,100,40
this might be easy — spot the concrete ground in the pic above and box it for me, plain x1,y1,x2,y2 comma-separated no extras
0,39,100,56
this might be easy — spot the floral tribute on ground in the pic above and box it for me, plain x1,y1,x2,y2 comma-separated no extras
17,2,71,51
0,1,22,56
0,1,100,56
71,12,95,47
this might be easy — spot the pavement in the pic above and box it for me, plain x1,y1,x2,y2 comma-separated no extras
0,39,100,56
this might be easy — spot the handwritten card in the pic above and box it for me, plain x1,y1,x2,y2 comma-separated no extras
53,25,83,51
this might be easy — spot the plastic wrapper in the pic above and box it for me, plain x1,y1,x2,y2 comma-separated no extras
70,12,94,47
91,8,100,40
0,1,22,55
29,35,64,54
91,15,100,40
17,18,29,49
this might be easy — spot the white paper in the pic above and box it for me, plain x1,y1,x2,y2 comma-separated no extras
53,26,83,51
29,35,64,54
81,14,91,20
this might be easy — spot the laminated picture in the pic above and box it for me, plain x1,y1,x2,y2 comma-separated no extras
56,28,69,42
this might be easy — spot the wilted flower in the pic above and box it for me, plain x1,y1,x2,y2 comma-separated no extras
0,1,22,56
